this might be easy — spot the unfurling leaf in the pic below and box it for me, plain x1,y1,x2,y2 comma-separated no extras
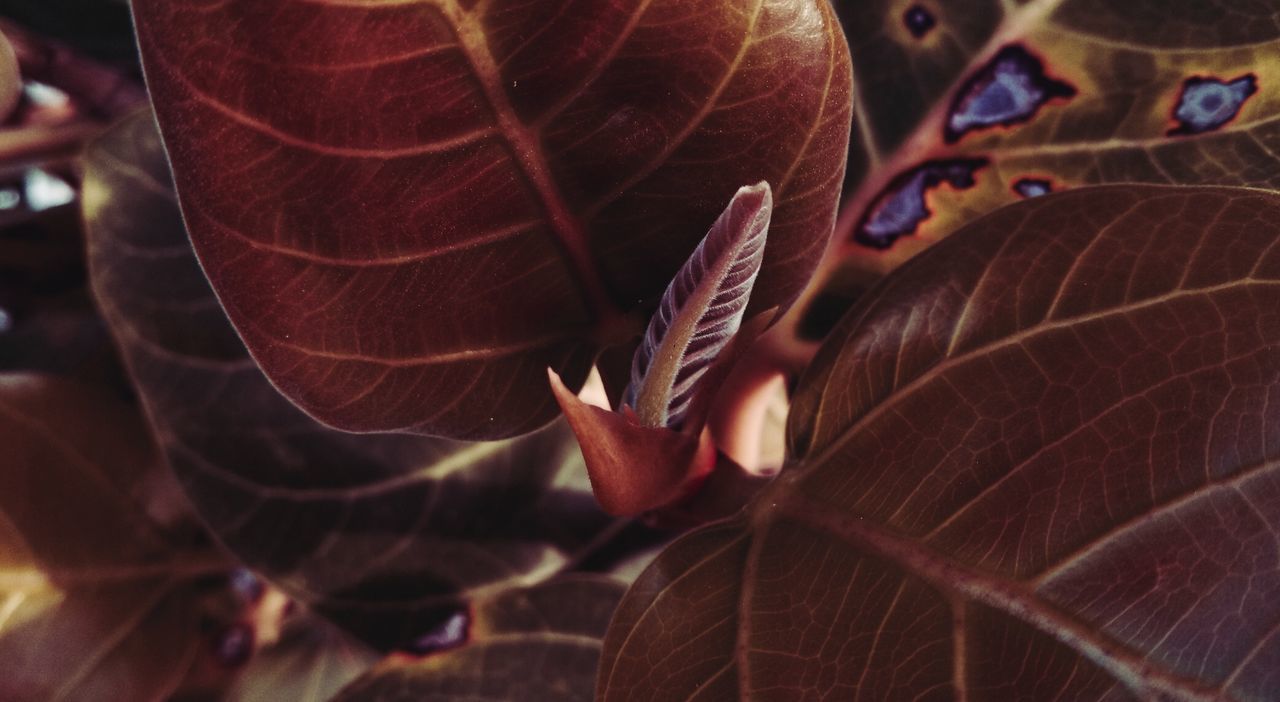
129,0,852,439
599,185,1280,700
549,369,714,517
85,112,623,649
626,182,771,429
0,373,247,702
335,577,624,702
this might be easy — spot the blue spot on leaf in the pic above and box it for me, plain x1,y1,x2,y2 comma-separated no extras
1013,177,1052,198
855,159,987,249
903,6,936,38
945,45,1075,143
1168,74,1256,136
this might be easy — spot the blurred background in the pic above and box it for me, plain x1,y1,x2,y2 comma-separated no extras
0,0,144,385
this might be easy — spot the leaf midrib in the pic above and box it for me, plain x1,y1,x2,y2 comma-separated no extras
770,494,1223,701
438,3,623,330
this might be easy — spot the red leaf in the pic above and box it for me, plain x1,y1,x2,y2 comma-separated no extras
130,0,852,439
599,185,1280,700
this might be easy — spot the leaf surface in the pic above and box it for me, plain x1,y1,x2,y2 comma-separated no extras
600,185,1280,700
335,576,624,702
228,610,379,702
0,30,19,120
129,0,852,438
0,372,245,702
829,0,1280,272
85,112,624,649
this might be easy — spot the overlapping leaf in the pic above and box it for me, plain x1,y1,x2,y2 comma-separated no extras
600,185,1280,700
84,112,624,649
336,577,624,702
0,372,246,701
815,0,1280,303
129,0,853,439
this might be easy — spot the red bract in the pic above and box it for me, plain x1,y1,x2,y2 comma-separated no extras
130,0,852,439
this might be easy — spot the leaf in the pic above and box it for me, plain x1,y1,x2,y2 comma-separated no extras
599,185,1280,700
128,0,853,439
335,576,625,702
84,111,627,649
626,182,771,429
0,372,247,702
228,609,380,702
0,29,19,121
825,0,1280,274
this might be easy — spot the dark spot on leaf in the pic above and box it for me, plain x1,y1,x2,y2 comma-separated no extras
1013,177,1053,198
1168,74,1257,136
903,5,935,38
213,623,254,668
945,45,1075,143
854,159,988,249
402,609,470,657
228,568,263,604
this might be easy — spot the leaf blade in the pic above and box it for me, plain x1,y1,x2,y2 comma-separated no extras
600,184,1280,700
84,112,625,649
128,0,853,438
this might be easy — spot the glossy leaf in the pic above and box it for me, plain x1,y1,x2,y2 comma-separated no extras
336,577,624,702
84,111,624,649
129,0,853,439
627,182,771,429
0,373,246,702
600,185,1280,700
829,0,1280,272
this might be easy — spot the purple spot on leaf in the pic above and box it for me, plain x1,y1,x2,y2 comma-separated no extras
1013,177,1052,198
945,45,1075,143
213,623,254,668
1168,74,1256,136
854,158,987,249
403,609,469,656
229,568,264,604
903,5,936,38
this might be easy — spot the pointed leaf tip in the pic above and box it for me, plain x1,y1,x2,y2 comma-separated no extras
627,182,774,429
549,368,714,516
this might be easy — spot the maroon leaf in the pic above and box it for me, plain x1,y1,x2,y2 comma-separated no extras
129,0,853,439
599,185,1280,700
84,111,626,650
626,182,771,429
